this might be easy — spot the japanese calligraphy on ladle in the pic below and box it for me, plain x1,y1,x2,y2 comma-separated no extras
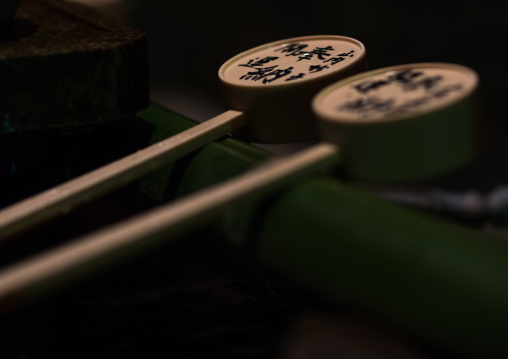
327,67,475,122
224,39,361,86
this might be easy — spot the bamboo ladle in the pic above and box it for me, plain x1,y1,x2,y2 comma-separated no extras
0,35,367,240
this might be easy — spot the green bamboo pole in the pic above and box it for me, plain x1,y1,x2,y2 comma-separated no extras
136,103,273,202
249,178,508,358
137,102,508,358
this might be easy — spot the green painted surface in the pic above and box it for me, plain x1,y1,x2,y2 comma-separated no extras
136,103,272,202
254,177,508,358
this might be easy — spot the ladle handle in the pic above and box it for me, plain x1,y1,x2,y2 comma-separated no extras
0,110,246,241
0,143,340,314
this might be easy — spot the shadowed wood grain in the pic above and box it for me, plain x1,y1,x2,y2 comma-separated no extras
0,0,148,133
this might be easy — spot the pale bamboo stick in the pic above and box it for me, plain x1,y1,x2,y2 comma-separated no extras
0,143,340,313
0,110,246,241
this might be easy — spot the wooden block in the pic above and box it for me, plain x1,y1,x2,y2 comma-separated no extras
0,0,20,26
0,0,148,134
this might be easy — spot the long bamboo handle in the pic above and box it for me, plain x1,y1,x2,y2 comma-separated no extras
0,110,246,241
0,143,340,314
